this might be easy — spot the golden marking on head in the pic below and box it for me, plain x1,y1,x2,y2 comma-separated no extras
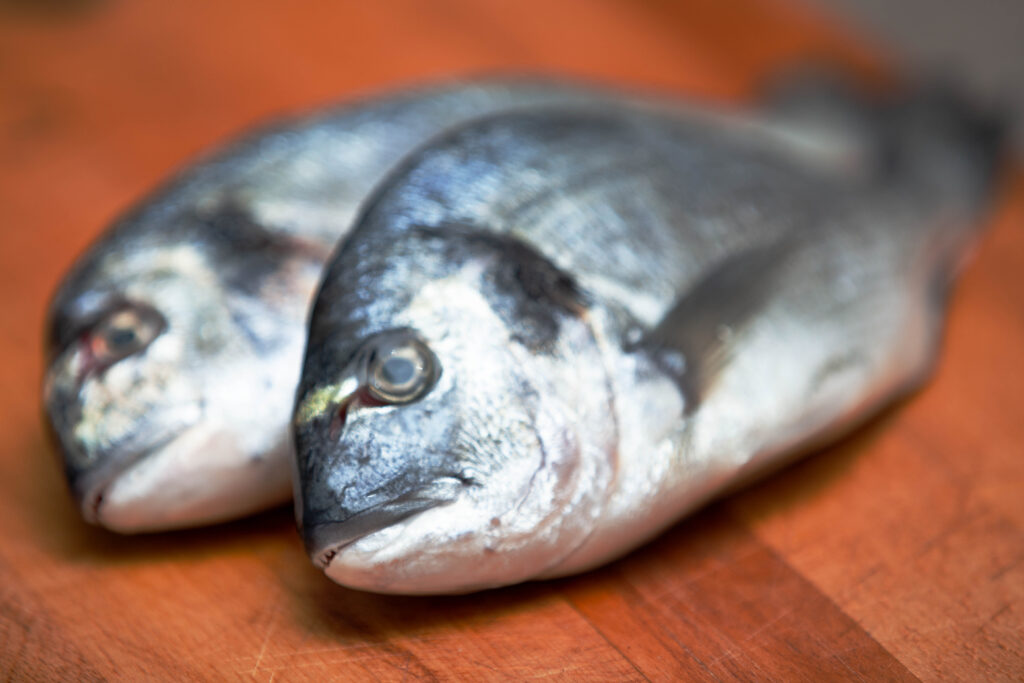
294,377,359,426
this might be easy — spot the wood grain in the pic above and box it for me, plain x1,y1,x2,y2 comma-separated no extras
1,0,1020,680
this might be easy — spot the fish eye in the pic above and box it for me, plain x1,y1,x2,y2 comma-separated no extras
89,305,165,364
365,337,438,404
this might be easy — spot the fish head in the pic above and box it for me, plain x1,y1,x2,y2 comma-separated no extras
44,205,321,532
295,226,618,593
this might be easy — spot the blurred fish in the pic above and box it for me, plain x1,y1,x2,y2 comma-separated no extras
42,80,625,532
294,83,1004,593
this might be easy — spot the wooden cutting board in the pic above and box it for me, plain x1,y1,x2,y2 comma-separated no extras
1,0,1020,679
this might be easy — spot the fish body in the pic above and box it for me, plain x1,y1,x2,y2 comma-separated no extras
43,80,630,532
295,86,1003,593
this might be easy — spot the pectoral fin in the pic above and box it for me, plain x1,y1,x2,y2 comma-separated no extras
632,241,793,412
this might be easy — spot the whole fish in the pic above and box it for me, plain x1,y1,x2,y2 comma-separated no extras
42,80,629,532
294,86,1004,594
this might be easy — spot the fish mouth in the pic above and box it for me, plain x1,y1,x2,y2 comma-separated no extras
305,478,465,569
73,429,188,526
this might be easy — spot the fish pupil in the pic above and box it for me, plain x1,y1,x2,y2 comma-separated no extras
381,356,416,387
107,326,138,350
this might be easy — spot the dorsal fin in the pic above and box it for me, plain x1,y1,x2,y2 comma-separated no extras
631,241,793,412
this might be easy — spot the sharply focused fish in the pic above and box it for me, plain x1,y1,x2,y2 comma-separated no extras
42,80,625,532
294,85,1004,593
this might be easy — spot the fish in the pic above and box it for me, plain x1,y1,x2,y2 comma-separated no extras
293,83,1005,594
42,79,639,533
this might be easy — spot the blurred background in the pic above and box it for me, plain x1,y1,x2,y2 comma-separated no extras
821,0,1024,148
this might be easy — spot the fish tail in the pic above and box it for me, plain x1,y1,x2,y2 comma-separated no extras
760,69,1009,217
879,83,1009,217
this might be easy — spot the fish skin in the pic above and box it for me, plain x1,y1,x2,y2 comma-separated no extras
42,79,634,533
294,85,1004,594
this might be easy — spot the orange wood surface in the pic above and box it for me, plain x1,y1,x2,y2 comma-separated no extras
1,1,1021,680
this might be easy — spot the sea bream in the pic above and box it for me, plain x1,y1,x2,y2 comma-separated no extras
42,80,630,533
294,86,1004,594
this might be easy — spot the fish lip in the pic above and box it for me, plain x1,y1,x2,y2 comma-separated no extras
308,499,443,569
73,429,186,525
305,479,465,569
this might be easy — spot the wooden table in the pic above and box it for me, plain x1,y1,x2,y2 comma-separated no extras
1,1,1021,679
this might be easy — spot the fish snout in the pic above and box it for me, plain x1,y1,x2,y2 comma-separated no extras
52,426,182,525
304,496,441,568
43,368,99,495
301,475,469,568
44,354,205,528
